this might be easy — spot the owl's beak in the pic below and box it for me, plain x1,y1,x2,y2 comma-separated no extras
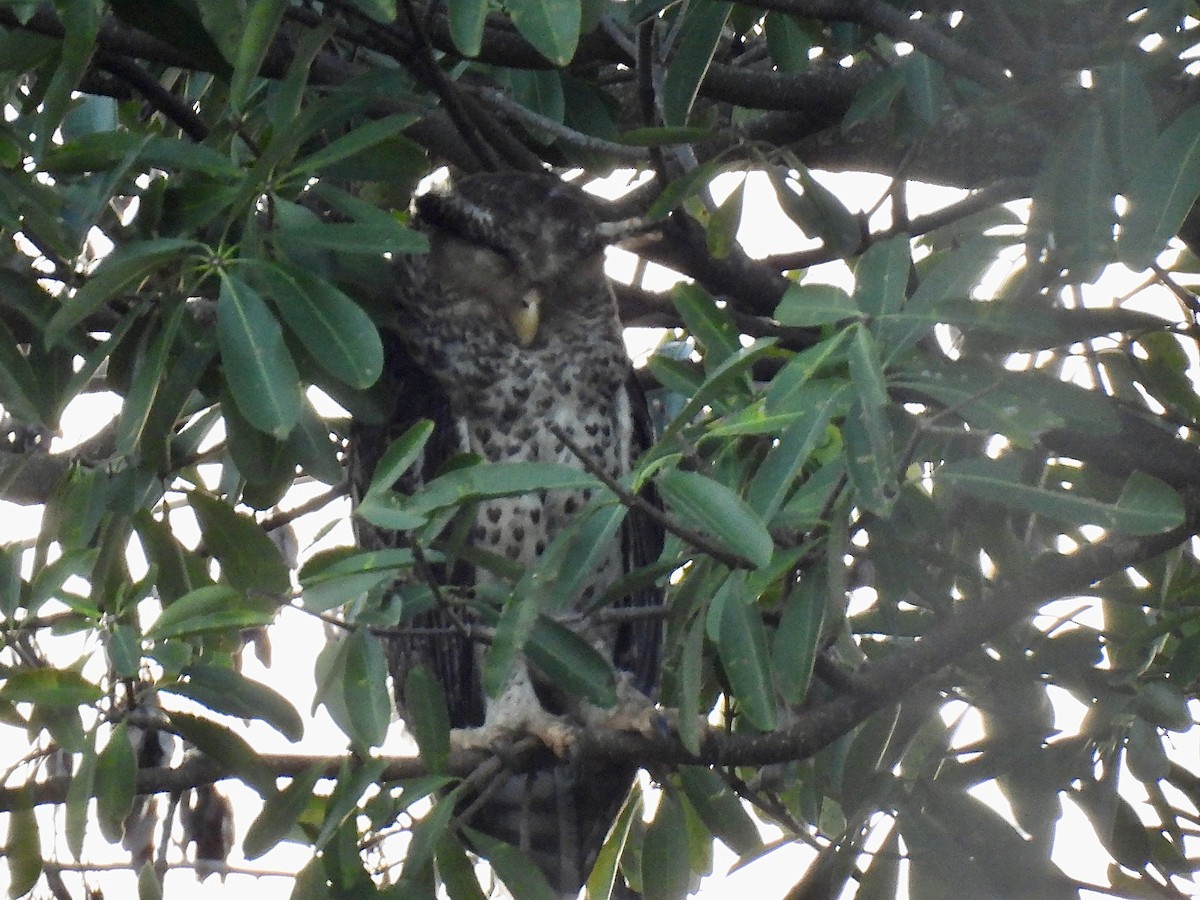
510,290,541,347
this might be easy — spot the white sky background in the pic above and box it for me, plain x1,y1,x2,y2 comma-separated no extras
2,170,1198,899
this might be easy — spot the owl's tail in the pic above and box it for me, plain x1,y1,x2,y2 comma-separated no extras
466,759,640,899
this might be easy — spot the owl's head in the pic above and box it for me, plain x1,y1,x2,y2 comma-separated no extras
413,173,644,347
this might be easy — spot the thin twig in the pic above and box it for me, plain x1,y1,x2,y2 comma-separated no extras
547,422,753,570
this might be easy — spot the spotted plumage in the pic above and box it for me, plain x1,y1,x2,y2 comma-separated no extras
349,172,662,897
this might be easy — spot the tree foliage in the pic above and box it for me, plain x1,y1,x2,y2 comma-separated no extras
1,1,1200,898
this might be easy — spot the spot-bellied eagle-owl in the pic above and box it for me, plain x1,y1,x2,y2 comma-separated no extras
349,172,664,898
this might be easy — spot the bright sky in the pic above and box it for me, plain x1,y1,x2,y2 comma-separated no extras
3,171,1198,899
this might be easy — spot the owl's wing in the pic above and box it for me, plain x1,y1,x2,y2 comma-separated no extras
348,332,486,728
613,369,665,698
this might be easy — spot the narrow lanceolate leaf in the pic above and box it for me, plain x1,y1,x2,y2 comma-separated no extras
251,262,383,388
340,629,392,749
677,767,763,855
773,283,859,327
47,238,196,344
164,664,303,741
0,668,103,707
407,461,601,518
289,113,419,176
243,764,323,859
526,614,619,708
843,398,898,516
464,829,559,900
1120,105,1200,269
707,174,745,258
364,420,434,497
188,492,290,594
659,470,774,568
229,0,289,110
852,234,910,317
848,324,888,409
168,711,275,793
506,0,581,67
217,272,303,438
6,785,41,897
274,221,428,255
65,736,98,859
663,0,731,125
773,577,824,705
95,722,137,843
147,584,274,641
937,461,1184,535
405,666,451,775
642,791,692,900
711,574,776,731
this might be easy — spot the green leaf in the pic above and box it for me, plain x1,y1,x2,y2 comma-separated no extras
147,584,274,641
407,461,601,519
115,301,186,459
1120,104,1200,269
617,126,713,146
711,573,776,730
852,234,910,317
47,238,196,344
746,388,845,520
33,0,100,160
438,833,488,900
274,220,428,255
1097,60,1156,183
364,420,434,497
662,0,731,125
764,12,810,73
188,492,291,594
459,832,554,900
0,668,102,707
289,113,420,176
95,722,137,843
448,0,488,56
0,318,44,424
773,283,859,327
66,735,97,859
677,767,762,855
645,157,732,220
641,791,692,900
506,0,581,66
848,324,887,409
109,0,232,79
672,282,743,367
163,664,303,741
229,0,290,111
773,577,824,705
243,764,323,859
251,262,384,388
6,785,41,896
937,462,1184,536
217,272,303,439
659,470,774,568
902,53,945,125
340,629,392,749
707,174,745,258
843,398,898,516
405,666,451,775
586,787,643,900
843,66,905,127
526,614,619,707
168,711,275,793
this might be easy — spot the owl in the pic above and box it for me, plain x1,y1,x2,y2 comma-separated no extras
349,171,663,897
